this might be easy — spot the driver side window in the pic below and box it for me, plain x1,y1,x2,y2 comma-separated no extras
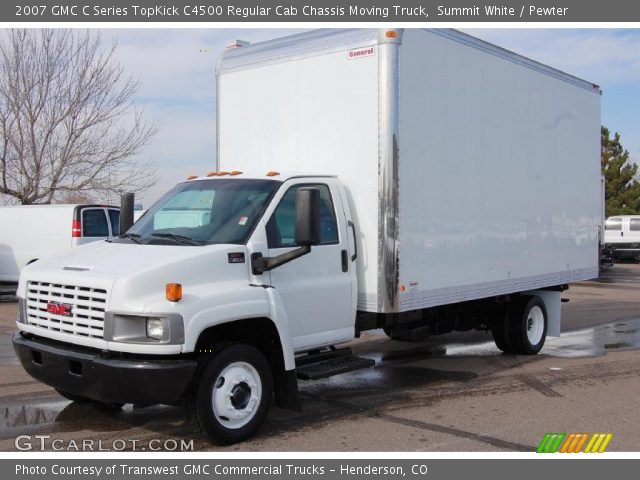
266,184,339,248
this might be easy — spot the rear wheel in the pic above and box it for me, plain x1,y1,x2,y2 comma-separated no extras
493,296,547,355
491,319,511,353
193,344,273,445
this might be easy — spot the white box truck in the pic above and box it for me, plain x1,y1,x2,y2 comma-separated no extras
13,29,601,444
0,204,120,284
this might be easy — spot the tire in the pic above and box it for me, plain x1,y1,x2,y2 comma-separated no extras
491,317,512,353
507,296,548,355
193,344,273,445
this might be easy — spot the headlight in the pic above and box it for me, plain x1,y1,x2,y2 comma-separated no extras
104,312,184,344
146,318,164,340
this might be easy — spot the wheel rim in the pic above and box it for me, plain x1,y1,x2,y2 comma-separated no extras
526,305,545,346
211,361,262,429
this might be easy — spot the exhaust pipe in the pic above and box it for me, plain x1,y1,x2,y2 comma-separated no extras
119,192,135,237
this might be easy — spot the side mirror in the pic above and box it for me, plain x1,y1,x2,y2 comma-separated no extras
251,187,321,275
119,192,135,237
295,187,321,247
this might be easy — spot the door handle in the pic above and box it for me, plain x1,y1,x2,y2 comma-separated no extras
347,221,358,261
341,250,348,272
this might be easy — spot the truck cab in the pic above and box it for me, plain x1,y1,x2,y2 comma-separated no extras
13,172,358,444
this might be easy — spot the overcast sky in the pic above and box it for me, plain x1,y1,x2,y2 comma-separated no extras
99,28,640,206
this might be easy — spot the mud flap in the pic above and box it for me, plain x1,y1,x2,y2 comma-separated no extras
274,369,301,411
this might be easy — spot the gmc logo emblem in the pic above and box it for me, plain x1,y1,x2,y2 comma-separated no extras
47,302,72,317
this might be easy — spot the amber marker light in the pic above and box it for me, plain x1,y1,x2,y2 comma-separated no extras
206,171,218,177
385,31,398,38
186,175,198,180
266,171,280,177
166,283,183,302
217,171,230,176
230,170,243,175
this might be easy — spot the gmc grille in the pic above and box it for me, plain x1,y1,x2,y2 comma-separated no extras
25,281,107,339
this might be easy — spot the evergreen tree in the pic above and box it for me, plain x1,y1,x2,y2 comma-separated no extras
601,126,640,216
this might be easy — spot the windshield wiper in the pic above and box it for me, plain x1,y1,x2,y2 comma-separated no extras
150,233,202,246
121,233,142,244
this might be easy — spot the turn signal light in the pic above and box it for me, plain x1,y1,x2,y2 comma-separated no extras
266,171,280,177
166,283,183,302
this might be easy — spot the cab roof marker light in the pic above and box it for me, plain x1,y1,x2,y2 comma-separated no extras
217,171,230,176
206,171,218,177
230,171,243,175
186,175,198,180
266,171,280,177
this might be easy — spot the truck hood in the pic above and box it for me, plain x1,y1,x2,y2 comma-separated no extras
18,240,253,308
23,240,230,276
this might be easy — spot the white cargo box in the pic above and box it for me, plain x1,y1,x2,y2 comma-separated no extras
217,29,602,314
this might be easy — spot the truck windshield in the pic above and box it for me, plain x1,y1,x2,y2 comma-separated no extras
124,179,280,245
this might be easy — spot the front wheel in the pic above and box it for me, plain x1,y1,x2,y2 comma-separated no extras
193,344,273,445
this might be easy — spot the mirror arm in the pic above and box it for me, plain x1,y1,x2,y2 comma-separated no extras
251,246,311,275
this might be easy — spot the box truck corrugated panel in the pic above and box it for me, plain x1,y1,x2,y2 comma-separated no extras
218,28,601,314
397,29,601,312
218,30,383,311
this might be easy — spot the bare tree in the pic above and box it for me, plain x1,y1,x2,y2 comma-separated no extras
0,29,157,205
57,191,97,205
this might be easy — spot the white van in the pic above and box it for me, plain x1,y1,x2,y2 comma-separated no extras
0,204,119,283
604,215,640,260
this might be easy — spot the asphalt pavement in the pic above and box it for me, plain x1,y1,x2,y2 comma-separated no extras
1,263,639,452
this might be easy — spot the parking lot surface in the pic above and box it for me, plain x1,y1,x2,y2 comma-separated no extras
1,263,639,452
